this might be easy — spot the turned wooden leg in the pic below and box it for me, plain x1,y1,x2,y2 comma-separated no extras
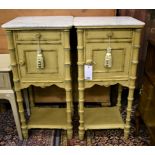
66,89,73,139
15,89,28,139
124,28,142,138
64,29,73,140
116,85,122,109
124,88,134,139
77,29,85,140
79,88,85,140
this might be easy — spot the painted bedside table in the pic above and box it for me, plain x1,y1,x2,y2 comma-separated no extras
74,16,145,140
0,54,22,140
2,16,73,139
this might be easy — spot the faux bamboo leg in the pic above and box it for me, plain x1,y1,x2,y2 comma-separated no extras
124,28,142,139
77,29,85,140
16,89,28,139
79,89,84,140
116,85,122,109
64,29,72,139
66,88,73,139
124,88,134,139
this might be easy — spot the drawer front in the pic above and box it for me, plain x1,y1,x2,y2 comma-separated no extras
17,44,64,82
85,29,132,39
0,73,11,89
15,30,61,41
85,42,131,80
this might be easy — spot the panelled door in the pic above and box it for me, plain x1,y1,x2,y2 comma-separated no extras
16,44,64,82
85,42,132,80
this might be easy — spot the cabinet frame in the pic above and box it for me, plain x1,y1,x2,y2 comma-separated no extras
76,27,143,140
5,28,73,139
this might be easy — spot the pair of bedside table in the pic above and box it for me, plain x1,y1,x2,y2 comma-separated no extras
2,16,144,140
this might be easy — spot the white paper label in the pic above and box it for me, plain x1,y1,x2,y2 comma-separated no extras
84,65,93,80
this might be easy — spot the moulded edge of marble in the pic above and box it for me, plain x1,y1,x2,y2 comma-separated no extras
1,16,74,29
73,16,145,27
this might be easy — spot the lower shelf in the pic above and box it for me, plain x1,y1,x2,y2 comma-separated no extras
27,107,67,129
84,107,124,130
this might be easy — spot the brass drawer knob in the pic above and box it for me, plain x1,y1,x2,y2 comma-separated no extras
106,32,113,38
35,33,41,40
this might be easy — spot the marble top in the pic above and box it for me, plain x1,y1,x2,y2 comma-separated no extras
0,54,11,71
74,16,145,27
1,16,73,29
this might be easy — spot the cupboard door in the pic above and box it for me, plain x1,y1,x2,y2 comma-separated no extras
85,42,132,80
17,44,64,82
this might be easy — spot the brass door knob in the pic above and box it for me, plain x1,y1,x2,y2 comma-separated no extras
19,60,25,66
86,59,96,65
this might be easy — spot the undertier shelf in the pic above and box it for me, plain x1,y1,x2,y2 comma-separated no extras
84,107,124,130
27,107,67,129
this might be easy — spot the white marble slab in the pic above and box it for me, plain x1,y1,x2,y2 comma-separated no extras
74,16,145,27
0,54,11,71
1,16,73,29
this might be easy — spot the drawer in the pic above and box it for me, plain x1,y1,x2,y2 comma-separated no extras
85,29,132,39
0,72,11,89
15,30,61,41
17,44,65,82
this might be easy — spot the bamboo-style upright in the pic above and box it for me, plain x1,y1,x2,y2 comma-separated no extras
64,29,73,139
124,29,142,139
77,29,85,140
116,85,122,109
